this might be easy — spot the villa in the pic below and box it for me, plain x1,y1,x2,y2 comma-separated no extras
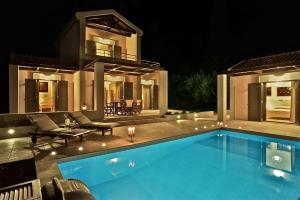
2,9,300,200
218,50,300,124
8,9,168,118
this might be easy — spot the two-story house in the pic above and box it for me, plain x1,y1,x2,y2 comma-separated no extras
8,10,168,119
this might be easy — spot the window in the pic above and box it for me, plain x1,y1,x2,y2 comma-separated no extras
277,87,291,96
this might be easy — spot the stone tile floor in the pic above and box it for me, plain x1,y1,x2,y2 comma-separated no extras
2,119,300,185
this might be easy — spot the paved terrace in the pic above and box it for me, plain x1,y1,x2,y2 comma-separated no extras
1,119,300,185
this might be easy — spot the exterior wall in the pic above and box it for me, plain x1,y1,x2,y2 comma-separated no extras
232,74,259,120
158,70,168,114
19,70,32,113
217,74,227,121
62,74,74,111
9,65,19,113
59,20,80,62
74,70,94,111
126,33,137,61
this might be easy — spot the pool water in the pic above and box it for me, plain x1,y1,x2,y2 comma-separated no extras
58,130,300,200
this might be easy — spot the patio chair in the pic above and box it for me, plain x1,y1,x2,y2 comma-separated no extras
42,177,96,200
27,114,93,146
68,111,120,136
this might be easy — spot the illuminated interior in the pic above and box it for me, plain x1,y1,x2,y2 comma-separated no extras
266,81,293,123
85,27,137,61
104,75,125,103
38,80,55,112
141,80,154,109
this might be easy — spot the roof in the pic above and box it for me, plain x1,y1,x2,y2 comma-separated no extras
10,54,78,73
76,9,143,36
227,50,300,75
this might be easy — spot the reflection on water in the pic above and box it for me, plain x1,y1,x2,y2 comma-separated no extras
212,133,295,177
266,142,293,172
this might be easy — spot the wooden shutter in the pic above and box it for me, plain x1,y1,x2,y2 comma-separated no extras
248,83,266,121
124,82,133,100
25,79,39,112
55,80,68,111
153,85,159,109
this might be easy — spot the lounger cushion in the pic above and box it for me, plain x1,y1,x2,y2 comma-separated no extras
69,112,92,124
92,122,120,128
27,114,59,131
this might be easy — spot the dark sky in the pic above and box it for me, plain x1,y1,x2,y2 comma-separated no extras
0,0,300,112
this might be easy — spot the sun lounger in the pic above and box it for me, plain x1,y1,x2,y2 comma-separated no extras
0,179,42,200
68,111,120,136
27,114,93,146
42,177,96,200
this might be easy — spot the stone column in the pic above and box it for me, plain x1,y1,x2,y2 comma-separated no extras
94,62,105,119
74,70,86,111
9,65,19,113
217,74,227,121
159,70,168,115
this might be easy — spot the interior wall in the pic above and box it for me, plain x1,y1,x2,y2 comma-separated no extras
233,75,259,120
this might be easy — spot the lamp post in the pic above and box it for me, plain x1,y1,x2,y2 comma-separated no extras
128,127,135,142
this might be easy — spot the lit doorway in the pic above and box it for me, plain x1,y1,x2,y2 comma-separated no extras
38,81,55,112
142,85,152,109
266,81,294,123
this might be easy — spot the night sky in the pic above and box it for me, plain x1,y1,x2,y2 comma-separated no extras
1,0,300,113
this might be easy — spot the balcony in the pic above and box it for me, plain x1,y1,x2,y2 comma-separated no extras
85,40,137,61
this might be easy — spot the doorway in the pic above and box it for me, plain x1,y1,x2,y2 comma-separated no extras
38,81,55,112
142,85,152,109
266,81,294,123
25,79,68,112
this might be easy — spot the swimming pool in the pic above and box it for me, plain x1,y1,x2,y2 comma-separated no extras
58,130,300,200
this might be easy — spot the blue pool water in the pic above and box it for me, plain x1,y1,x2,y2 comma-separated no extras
58,130,300,200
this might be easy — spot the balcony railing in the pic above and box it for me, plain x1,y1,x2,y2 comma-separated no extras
85,40,137,61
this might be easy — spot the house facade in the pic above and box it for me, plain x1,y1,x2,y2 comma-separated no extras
9,10,168,119
218,51,300,124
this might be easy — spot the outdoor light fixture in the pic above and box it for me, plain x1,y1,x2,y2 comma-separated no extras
194,113,198,117
219,122,223,126
177,115,181,119
211,124,215,127
78,146,84,151
128,127,135,142
51,151,56,156
224,124,228,127
195,127,198,131
81,105,87,110
203,125,207,129
8,129,15,135
238,126,242,129
102,143,106,147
